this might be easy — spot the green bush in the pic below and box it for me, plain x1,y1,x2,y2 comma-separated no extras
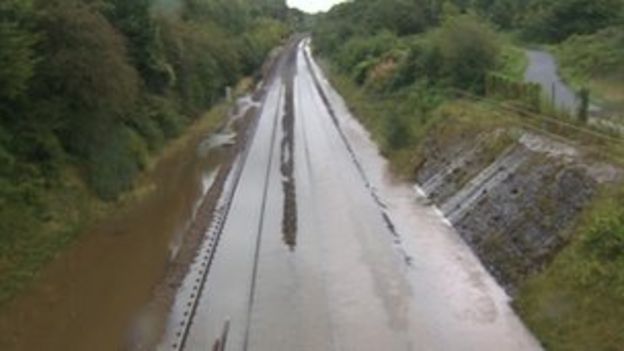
128,105,166,153
433,14,501,92
0,24,37,100
521,0,622,43
352,58,378,86
577,200,624,295
390,37,442,90
148,96,188,139
238,18,287,75
86,125,146,200
556,26,624,81
335,32,399,74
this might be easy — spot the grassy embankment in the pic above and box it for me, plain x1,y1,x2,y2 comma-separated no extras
499,44,529,81
317,31,528,176
315,22,624,351
515,24,624,351
517,184,624,350
328,54,624,351
325,65,517,176
313,0,624,348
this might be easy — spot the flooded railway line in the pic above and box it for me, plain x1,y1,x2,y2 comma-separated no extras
158,38,543,351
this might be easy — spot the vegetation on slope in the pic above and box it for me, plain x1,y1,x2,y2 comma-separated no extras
517,187,624,350
475,0,624,112
554,26,624,110
313,0,624,349
0,0,293,304
313,0,514,173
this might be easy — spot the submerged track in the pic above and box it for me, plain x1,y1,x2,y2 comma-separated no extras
159,39,543,351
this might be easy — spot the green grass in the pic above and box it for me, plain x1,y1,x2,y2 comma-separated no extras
516,186,624,351
552,27,624,112
323,61,519,177
324,65,439,176
497,45,529,81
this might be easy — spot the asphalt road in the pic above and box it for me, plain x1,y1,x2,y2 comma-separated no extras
159,39,543,351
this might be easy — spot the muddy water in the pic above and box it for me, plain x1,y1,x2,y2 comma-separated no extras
0,119,229,351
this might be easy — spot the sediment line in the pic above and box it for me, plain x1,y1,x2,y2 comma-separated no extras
280,44,299,251
301,41,407,253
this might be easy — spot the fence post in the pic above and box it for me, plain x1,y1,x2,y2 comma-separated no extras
578,87,590,124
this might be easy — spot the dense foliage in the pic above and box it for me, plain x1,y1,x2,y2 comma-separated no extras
520,0,623,42
1,0,287,199
314,0,504,153
469,0,624,42
314,0,624,147
554,25,624,100
0,0,289,303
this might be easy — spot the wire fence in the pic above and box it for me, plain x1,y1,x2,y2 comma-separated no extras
449,89,624,165
344,85,624,165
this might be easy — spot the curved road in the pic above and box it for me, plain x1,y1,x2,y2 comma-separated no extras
159,39,542,351
524,49,580,113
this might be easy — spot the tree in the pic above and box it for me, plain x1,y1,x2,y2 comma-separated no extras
367,0,428,35
522,0,623,42
34,0,140,154
434,14,500,91
577,87,590,124
472,0,527,29
104,0,172,93
0,1,38,101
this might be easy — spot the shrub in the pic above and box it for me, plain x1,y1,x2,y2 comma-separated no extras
390,37,442,90
335,32,399,74
556,26,624,80
147,96,188,139
433,14,500,92
86,125,146,200
0,24,37,100
521,0,623,42
576,196,624,297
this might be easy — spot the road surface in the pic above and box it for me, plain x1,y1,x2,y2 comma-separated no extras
159,39,542,351
524,49,581,113
524,49,624,134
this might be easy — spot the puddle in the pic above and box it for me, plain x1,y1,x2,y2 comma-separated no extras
169,167,220,261
199,133,237,153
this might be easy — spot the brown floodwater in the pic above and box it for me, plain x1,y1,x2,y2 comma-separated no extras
0,119,229,351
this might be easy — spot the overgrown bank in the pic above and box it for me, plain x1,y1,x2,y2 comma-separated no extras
553,27,624,113
0,0,302,305
325,51,624,351
313,0,624,349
